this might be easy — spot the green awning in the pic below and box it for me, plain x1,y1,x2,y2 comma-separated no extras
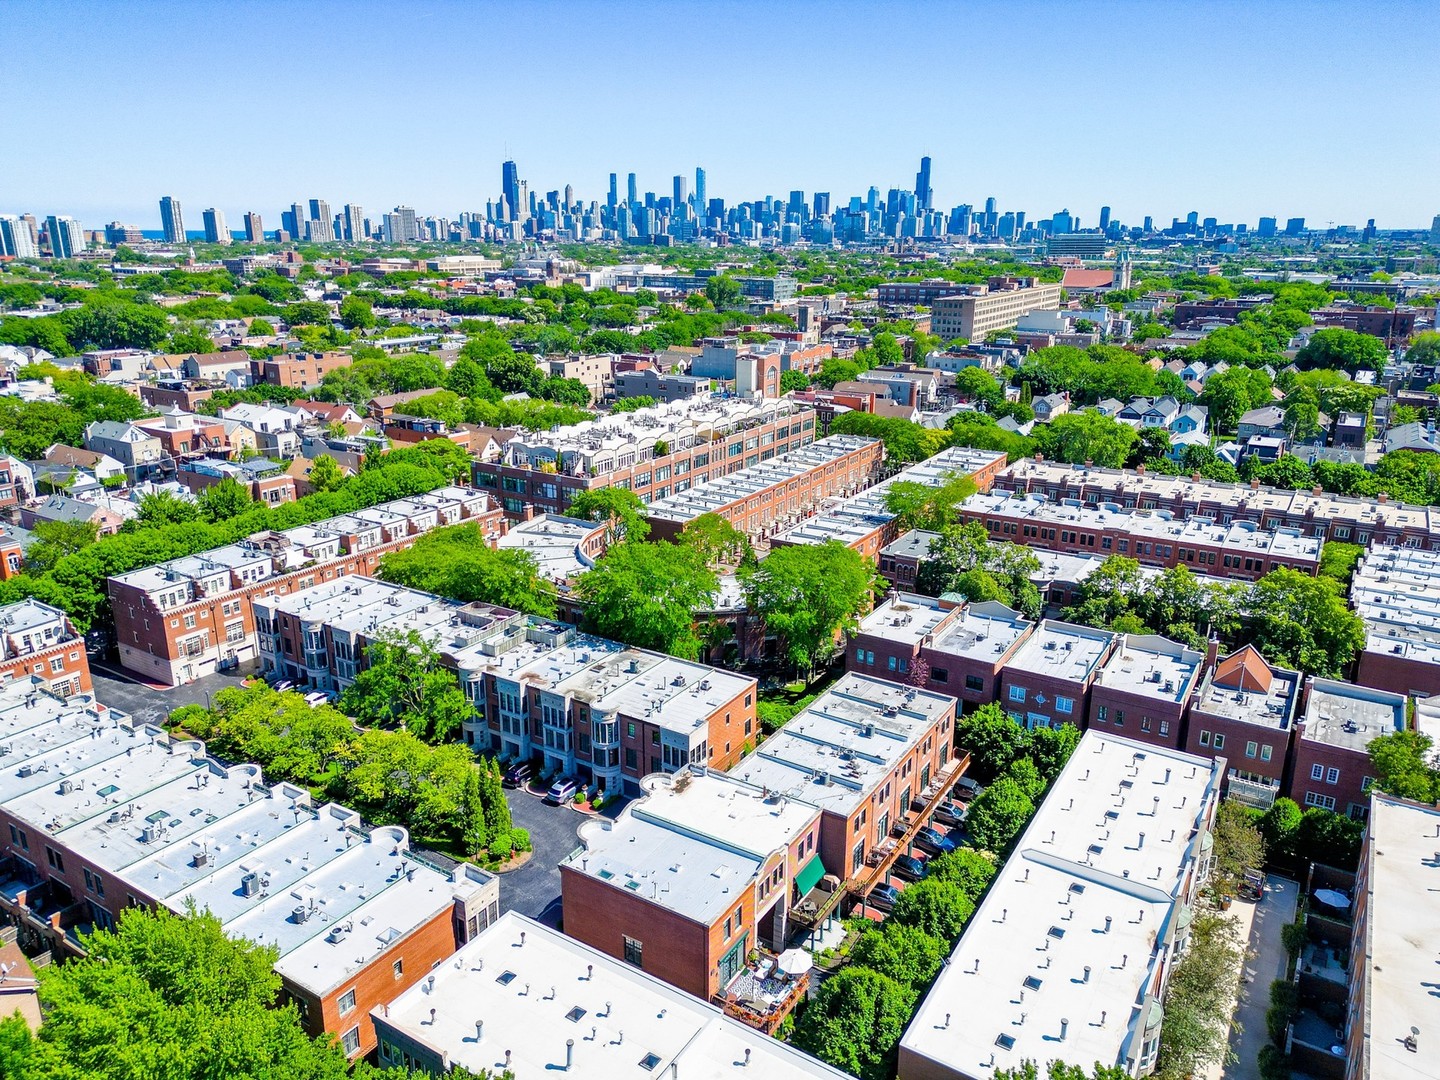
795,855,826,897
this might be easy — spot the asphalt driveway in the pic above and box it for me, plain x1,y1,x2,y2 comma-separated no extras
500,788,615,926
88,658,249,727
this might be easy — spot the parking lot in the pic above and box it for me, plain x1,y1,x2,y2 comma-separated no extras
88,659,248,727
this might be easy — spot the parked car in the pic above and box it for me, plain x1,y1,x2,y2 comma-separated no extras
915,826,957,855
933,801,967,827
304,692,327,707
868,883,901,910
954,776,982,799
273,680,294,693
893,854,927,881
502,761,533,789
545,777,578,805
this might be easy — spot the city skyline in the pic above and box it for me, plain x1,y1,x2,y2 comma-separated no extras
3,1,1438,227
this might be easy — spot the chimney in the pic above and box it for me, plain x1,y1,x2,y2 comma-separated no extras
1312,485,1323,496
475,1020,483,1041
1138,831,1146,849
566,1039,574,1071
1192,472,1202,482
1085,459,1094,468
1378,491,1388,503
1034,452,1043,463
1205,634,1219,670
1250,478,1261,490
1135,463,1145,475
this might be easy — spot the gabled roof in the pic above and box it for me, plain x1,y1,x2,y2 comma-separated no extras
1213,645,1274,694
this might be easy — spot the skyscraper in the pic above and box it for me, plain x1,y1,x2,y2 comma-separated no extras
813,192,831,218
201,208,229,245
1257,216,1277,237
501,161,520,221
0,216,37,258
305,216,334,242
1430,214,1440,245
159,196,186,244
244,212,264,242
627,173,638,208
308,199,331,227
915,156,933,212
343,204,364,242
694,167,706,213
607,173,618,211
45,215,84,258
673,175,688,210
280,202,306,240
382,206,418,243
1098,205,1111,232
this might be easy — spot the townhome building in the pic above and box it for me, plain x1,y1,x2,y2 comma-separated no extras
998,620,1118,731
107,487,500,686
1292,679,1406,819
0,599,91,697
0,680,498,1061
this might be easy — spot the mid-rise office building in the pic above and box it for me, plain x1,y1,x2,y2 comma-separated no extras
930,277,1065,342
0,680,498,1060
107,488,501,686
899,731,1224,1080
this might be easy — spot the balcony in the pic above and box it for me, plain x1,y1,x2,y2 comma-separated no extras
715,953,809,1036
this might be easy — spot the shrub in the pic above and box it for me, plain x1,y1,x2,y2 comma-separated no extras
1266,980,1300,1047
1281,920,1307,960
1258,1044,1292,1080
509,827,532,854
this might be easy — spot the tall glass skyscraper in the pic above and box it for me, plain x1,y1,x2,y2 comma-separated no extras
159,196,186,243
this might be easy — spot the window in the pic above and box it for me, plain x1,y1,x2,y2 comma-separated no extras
1008,685,1026,703
626,722,636,739
1159,721,1169,738
1361,776,1375,794
7,825,26,851
1212,734,1224,750
1198,730,1211,747
338,989,357,1015
1326,767,1340,785
1246,741,1258,759
1097,706,1108,722
1140,717,1152,733
623,936,643,967
1305,792,1337,810
341,1027,361,1056
1055,696,1073,714
1310,764,1324,781
393,959,403,979
45,847,63,872
1260,745,1273,763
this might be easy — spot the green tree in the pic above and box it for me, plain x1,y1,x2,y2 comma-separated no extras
1199,366,1274,433
678,511,753,567
25,518,99,574
955,703,1032,780
915,522,1042,617
848,923,946,988
306,453,344,493
338,294,376,329
888,878,977,942
485,351,544,395
567,486,651,543
1367,730,1440,803
922,847,997,902
779,369,811,393
340,630,472,743
704,274,743,310
740,541,876,677
133,490,200,528
883,472,978,532
1295,328,1387,373
609,394,656,413
1246,569,1366,677
966,777,1035,853
1155,912,1245,1080
62,302,170,351
196,477,253,523
1032,411,1138,468
1258,797,1304,863
574,541,718,659
792,967,915,1080
166,324,214,354
17,905,359,1080
1293,807,1364,869
1210,800,1267,898
378,522,557,617
953,367,1005,411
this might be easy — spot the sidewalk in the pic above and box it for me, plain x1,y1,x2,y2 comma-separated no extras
1212,874,1300,1080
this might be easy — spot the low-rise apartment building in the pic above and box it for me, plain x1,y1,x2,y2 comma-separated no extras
0,681,498,1061
1343,792,1440,1080
993,459,1440,549
0,599,91,697
849,594,1033,710
899,731,1225,1080
107,487,500,686
560,768,824,999
251,576,758,794
1184,645,1299,809
727,673,957,880
998,620,1118,731
954,492,1323,580
474,395,817,519
177,457,297,506
643,434,883,543
1292,679,1405,819
771,447,1008,561
929,277,1065,342
369,911,850,1079
84,421,164,479
133,406,232,461
250,350,351,389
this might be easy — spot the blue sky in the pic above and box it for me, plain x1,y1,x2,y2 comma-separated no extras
4,0,1438,230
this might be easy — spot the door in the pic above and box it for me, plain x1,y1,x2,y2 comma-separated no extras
717,934,747,989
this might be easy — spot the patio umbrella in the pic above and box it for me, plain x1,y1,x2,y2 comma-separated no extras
1314,889,1350,909
777,948,814,977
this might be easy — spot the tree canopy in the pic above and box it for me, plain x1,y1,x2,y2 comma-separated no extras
378,522,557,617
574,541,718,659
740,541,876,676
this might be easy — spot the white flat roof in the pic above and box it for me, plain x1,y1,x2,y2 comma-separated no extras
1356,793,1440,1080
1302,678,1406,752
496,514,600,582
1006,620,1116,684
371,911,849,1079
1094,635,1204,705
903,732,1223,1080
